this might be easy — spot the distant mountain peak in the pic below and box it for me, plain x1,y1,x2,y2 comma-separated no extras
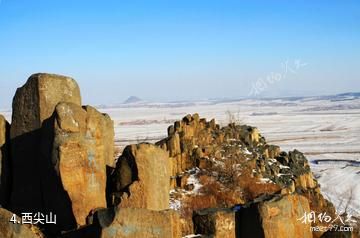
123,96,143,104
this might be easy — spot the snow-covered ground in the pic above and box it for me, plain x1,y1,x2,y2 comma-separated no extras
2,95,359,215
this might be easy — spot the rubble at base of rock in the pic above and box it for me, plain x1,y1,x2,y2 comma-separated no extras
0,73,356,238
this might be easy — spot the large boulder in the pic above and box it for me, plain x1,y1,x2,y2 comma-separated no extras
52,102,113,226
9,73,81,216
0,115,10,207
11,73,81,138
101,208,181,238
238,125,260,146
236,194,312,238
193,208,236,238
111,143,170,210
0,208,44,238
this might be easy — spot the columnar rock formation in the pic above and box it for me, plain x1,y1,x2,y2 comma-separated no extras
101,208,181,238
236,194,312,238
10,73,82,138
110,143,170,210
193,208,236,238
0,115,10,207
9,73,82,217
156,114,263,188
53,102,113,225
0,73,353,238
157,114,339,237
2,73,114,235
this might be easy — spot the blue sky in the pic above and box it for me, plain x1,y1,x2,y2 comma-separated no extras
0,0,359,108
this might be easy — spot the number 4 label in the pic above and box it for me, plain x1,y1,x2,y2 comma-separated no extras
10,214,18,224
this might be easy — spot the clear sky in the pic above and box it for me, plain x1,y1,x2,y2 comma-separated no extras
0,0,359,108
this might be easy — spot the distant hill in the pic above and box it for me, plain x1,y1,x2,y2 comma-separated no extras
123,96,143,104
336,92,360,97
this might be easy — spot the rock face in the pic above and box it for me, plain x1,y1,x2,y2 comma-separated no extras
193,208,236,238
11,73,81,138
101,208,181,238
53,102,113,226
9,73,81,215
156,115,263,188
236,194,312,238
157,114,335,237
2,73,340,238
0,208,44,238
110,143,170,210
7,73,114,234
0,115,10,207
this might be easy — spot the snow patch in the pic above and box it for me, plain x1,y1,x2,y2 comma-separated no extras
187,173,203,195
259,178,272,183
169,198,181,211
183,235,202,238
243,148,252,155
279,164,290,169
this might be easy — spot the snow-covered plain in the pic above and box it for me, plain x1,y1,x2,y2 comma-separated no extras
1,95,359,215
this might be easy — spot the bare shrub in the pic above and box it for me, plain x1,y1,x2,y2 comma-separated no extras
225,110,243,125
325,186,360,236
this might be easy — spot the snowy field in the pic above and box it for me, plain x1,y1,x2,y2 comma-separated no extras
1,95,359,215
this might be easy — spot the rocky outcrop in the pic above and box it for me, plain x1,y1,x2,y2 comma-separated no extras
236,194,312,238
11,73,81,138
52,102,113,226
156,115,263,188
193,208,236,238
6,73,114,234
0,208,44,238
158,114,337,237
9,73,81,216
259,194,312,238
110,143,170,210
156,114,214,178
2,73,341,238
0,115,10,207
101,208,181,238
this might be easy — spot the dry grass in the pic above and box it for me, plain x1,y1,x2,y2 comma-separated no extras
198,174,245,207
180,194,218,218
236,163,280,200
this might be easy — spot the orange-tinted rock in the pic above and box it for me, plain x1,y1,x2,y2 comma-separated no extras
0,115,10,207
0,208,44,238
167,133,181,157
260,195,312,238
156,114,216,176
9,73,81,218
239,125,260,145
101,208,181,238
236,194,312,238
193,208,236,238
295,173,317,189
53,102,113,226
268,145,281,158
11,73,81,138
113,143,170,210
